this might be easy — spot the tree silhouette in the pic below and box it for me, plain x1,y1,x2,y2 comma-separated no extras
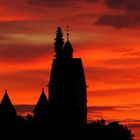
86,120,134,140
107,121,134,140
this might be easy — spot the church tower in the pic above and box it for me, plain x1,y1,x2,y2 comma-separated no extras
49,27,87,129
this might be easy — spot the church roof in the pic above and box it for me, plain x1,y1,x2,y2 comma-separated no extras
33,88,49,113
1,90,16,115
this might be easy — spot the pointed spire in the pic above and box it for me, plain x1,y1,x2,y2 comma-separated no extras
1,90,12,107
33,88,49,114
42,87,44,92
1,90,16,115
54,27,64,59
5,89,7,93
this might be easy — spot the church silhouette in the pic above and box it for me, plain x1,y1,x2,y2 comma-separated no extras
0,27,87,129
0,27,134,140
48,27,87,129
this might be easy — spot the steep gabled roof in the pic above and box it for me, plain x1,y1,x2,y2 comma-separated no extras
33,88,49,114
1,90,16,115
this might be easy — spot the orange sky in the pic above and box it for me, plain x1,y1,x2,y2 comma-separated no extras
0,0,140,139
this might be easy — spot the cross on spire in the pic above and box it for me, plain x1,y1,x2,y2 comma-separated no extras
42,88,44,92
67,26,69,41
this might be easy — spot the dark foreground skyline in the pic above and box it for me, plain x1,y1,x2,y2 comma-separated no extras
0,27,134,140
0,0,140,139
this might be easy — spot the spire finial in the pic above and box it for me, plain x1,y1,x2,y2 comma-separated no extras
5,89,7,93
42,88,44,92
67,25,69,41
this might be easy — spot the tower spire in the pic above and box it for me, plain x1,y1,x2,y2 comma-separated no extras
42,88,44,92
54,27,64,59
67,26,69,42
5,89,7,94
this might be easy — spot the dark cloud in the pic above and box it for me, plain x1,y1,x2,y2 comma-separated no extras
123,51,140,57
62,13,97,24
0,43,52,63
0,69,50,80
88,88,140,97
127,123,140,129
105,0,123,9
88,105,130,112
104,57,140,67
87,105,133,121
0,69,50,91
15,105,34,113
105,0,140,12
28,0,98,7
94,0,140,28
95,15,140,28
0,35,11,40
14,105,131,116
28,0,80,7
85,65,140,84
0,21,51,34
86,0,99,3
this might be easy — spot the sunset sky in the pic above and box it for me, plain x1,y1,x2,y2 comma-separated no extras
0,0,140,139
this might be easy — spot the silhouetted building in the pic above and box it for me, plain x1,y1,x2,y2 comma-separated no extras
0,90,16,127
49,27,87,128
33,88,49,127
1,90,16,117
